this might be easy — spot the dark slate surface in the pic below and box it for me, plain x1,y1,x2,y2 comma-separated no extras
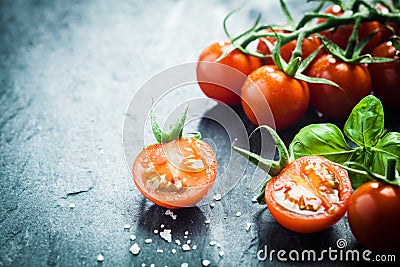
1,0,399,266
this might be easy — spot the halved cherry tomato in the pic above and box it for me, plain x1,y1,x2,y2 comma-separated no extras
257,30,321,66
265,156,352,233
197,41,263,105
318,5,382,54
369,41,400,109
347,181,400,252
307,54,372,118
241,65,310,129
133,138,217,209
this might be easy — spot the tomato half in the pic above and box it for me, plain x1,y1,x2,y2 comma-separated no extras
307,54,372,118
369,41,400,109
257,30,321,66
197,41,263,105
347,181,400,252
265,156,352,233
318,5,382,54
133,138,217,209
241,65,310,129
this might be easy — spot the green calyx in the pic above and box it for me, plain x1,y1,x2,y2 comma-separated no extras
151,105,201,144
232,125,290,204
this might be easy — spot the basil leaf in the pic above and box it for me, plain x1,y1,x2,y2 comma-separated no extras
344,95,384,147
371,132,400,186
347,148,372,189
289,123,354,163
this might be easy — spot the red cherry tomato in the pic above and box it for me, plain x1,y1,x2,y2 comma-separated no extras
265,156,352,233
257,30,321,65
347,181,400,251
241,65,310,129
133,138,217,209
318,5,382,54
307,54,372,118
369,41,400,109
376,4,400,42
197,41,263,105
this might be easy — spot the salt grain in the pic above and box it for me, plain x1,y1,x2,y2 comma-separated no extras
246,223,252,231
219,251,225,257
157,249,164,253
182,244,191,251
209,203,215,208
202,259,211,266
181,263,189,267
130,235,136,241
209,241,217,246
123,224,131,230
153,229,159,234
97,254,104,262
69,203,75,209
192,245,197,250
175,239,181,245
205,219,211,224
251,196,258,203
213,193,222,201
172,248,176,254
145,239,152,244
160,229,172,243
236,211,242,217
129,243,140,255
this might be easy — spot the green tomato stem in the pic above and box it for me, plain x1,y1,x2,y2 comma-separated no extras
345,17,361,59
386,158,397,181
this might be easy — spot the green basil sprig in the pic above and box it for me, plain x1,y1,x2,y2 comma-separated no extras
289,95,400,188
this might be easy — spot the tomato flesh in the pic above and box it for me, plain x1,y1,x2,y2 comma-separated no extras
133,138,217,208
347,181,400,252
265,156,352,233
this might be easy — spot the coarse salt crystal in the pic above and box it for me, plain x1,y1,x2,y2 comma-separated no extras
150,264,155,267
209,241,217,246
184,231,189,235
171,248,176,254
181,263,189,267
157,249,164,253
130,235,136,241
161,224,165,228
182,244,191,251
209,203,215,208
123,224,131,230
236,211,242,217
97,254,104,262
205,219,211,224
145,239,152,244
246,223,252,231
130,243,140,255
187,240,191,244
160,229,172,243
192,245,197,250
213,193,222,201
154,229,159,234
69,203,75,209
202,259,211,266
251,196,258,203
219,251,225,257
175,239,181,245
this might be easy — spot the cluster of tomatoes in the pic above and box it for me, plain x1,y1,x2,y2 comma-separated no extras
196,4,399,129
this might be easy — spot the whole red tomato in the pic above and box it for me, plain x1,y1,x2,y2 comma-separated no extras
257,30,321,65
265,156,352,233
307,54,372,118
369,41,400,109
241,65,310,129
347,181,400,252
197,41,263,105
376,4,400,42
318,5,382,54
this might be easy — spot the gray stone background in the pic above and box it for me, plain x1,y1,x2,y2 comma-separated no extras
1,0,398,266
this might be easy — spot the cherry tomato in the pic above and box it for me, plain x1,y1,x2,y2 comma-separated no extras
376,4,400,42
307,54,372,118
347,181,400,252
257,30,321,65
133,138,217,209
265,156,352,233
318,5,382,54
241,65,310,129
369,41,400,109
197,41,263,105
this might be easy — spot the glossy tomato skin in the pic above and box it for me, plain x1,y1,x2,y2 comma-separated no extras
308,54,372,118
197,41,263,105
347,181,400,252
241,65,310,129
133,138,217,209
369,41,400,109
265,156,352,233
319,5,382,54
257,30,321,65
